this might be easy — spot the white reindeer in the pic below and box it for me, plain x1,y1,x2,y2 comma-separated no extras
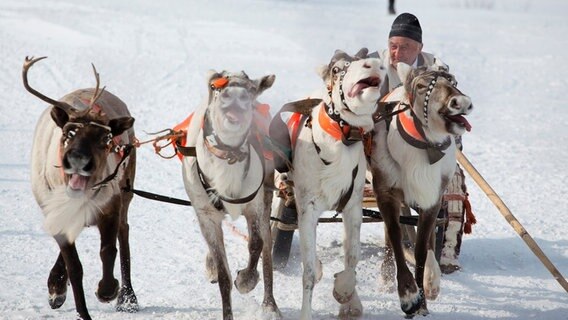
26,57,138,320
368,63,473,316
271,48,383,319
179,70,280,320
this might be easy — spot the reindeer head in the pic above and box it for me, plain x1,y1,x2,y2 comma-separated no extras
23,57,134,198
398,63,473,138
205,70,275,147
317,48,384,130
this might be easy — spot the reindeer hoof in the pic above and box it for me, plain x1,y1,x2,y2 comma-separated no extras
234,269,259,294
116,286,139,313
96,278,119,303
333,270,356,304
48,292,66,309
338,289,362,319
262,301,282,319
425,287,439,301
401,288,426,317
440,263,461,274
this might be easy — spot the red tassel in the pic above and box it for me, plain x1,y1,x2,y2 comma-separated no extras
463,193,476,234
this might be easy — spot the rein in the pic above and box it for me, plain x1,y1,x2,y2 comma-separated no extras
92,143,133,190
194,140,265,210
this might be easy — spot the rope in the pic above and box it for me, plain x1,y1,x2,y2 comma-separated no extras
133,128,186,159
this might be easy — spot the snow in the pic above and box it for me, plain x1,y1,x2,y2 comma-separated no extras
1,0,567,319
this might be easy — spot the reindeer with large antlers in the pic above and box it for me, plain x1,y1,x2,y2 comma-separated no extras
25,57,138,320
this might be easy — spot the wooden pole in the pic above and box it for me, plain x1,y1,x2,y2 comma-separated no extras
457,150,568,293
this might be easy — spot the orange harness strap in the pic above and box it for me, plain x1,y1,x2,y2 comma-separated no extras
172,104,272,161
172,113,194,160
397,108,426,143
287,112,304,149
317,104,345,141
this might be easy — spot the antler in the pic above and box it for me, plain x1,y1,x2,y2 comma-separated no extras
89,63,106,108
22,56,75,113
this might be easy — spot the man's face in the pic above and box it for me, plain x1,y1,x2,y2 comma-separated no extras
388,36,423,68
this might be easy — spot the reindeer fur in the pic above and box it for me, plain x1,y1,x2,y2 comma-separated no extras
276,48,384,320
368,63,473,316
181,70,280,320
27,57,138,320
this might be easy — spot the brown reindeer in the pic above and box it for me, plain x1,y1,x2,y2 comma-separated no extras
25,57,138,320
368,63,473,316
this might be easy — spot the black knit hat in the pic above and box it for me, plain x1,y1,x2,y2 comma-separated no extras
389,12,422,43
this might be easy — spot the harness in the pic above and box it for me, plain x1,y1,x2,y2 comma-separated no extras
171,77,270,210
396,104,451,164
277,96,363,212
378,71,458,165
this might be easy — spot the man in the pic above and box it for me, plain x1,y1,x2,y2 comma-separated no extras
379,12,447,96
377,13,475,274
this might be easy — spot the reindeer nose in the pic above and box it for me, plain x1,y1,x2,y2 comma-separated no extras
449,96,469,110
64,149,93,172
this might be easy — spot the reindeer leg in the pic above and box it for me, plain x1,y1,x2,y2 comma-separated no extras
375,187,420,316
95,213,120,303
298,200,320,320
336,205,363,319
259,188,282,318
116,205,138,312
47,252,68,309
379,224,396,292
198,214,233,320
415,206,441,314
423,219,441,301
206,251,219,283
57,238,91,320
234,211,262,294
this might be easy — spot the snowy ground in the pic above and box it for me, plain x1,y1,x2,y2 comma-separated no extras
1,0,567,319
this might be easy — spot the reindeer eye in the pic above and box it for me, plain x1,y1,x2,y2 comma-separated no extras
416,83,427,90
66,129,76,140
105,133,113,146
332,66,340,74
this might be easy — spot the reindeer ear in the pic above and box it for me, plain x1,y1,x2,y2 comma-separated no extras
316,64,330,81
256,74,276,96
432,58,449,72
109,117,134,137
396,62,413,83
206,69,223,83
354,47,369,59
50,106,69,128
206,69,218,80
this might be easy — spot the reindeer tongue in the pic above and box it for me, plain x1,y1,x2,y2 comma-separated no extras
69,174,88,191
448,114,472,132
348,83,369,98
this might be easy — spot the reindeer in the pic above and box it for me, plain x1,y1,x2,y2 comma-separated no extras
368,63,473,316
25,57,138,320
270,48,383,319
179,70,279,320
